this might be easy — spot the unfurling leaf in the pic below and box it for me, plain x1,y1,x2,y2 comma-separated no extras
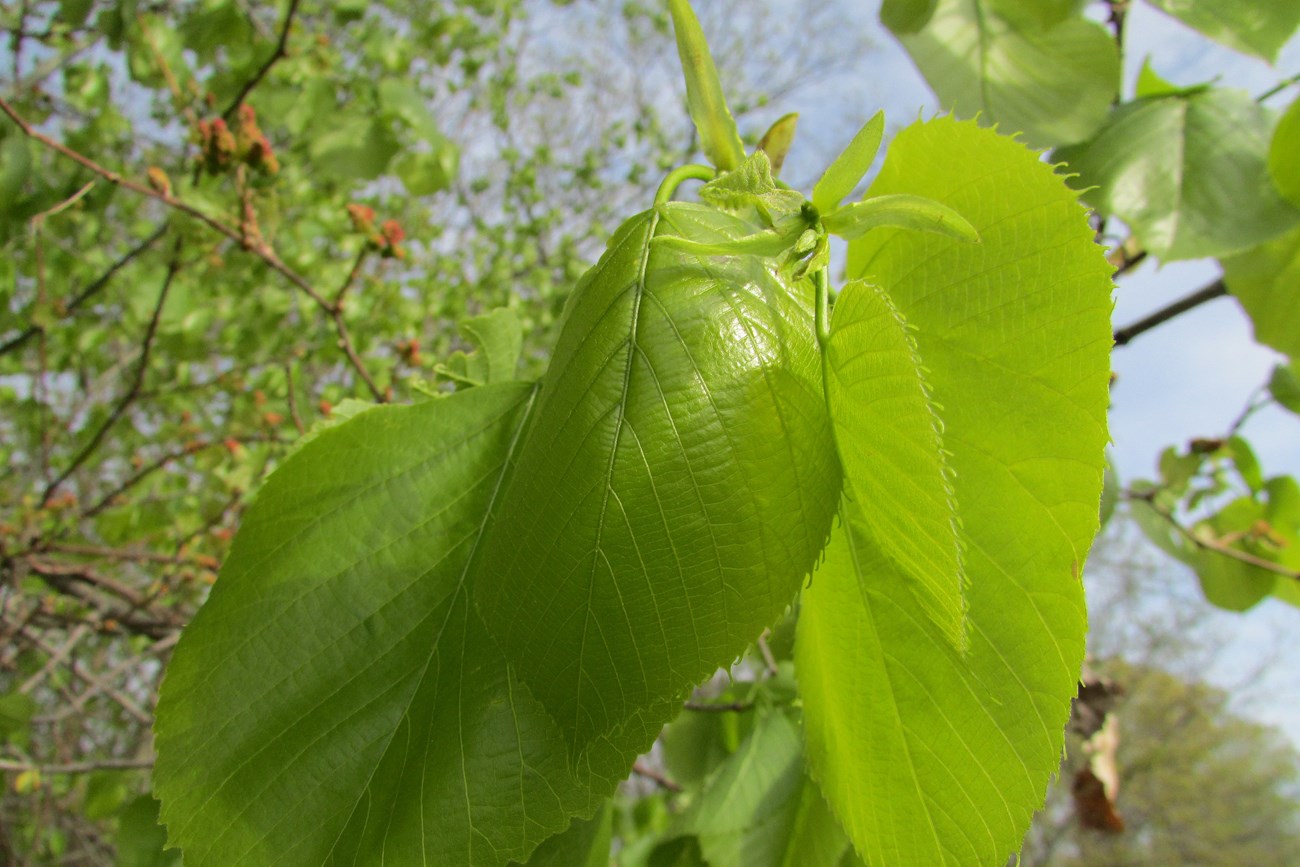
811,111,885,213
668,0,745,171
823,193,979,242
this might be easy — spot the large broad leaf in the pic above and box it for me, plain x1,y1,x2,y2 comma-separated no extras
825,280,965,649
474,203,840,754
1223,224,1300,359
154,384,641,866
654,711,851,867
1057,88,1300,261
801,115,1111,864
890,0,1118,148
1145,0,1300,63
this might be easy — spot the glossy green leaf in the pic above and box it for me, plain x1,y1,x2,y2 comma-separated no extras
1058,88,1300,261
667,0,745,171
1223,225,1300,358
474,203,840,755
805,115,1111,865
155,384,642,866
1145,0,1300,63
823,194,979,243
664,711,851,867
812,111,885,214
891,0,1119,148
825,280,965,650
1269,95,1300,207
1269,363,1300,414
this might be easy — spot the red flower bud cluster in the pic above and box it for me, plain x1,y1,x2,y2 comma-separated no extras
346,204,408,259
195,105,279,176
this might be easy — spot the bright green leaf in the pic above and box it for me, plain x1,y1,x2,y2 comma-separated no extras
474,203,840,755
823,194,979,243
1058,88,1300,261
812,111,885,214
667,0,745,170
698,151,806,219
825,280,966,650
1269,95,1300,207
891,0,1119,148
395,145,459,196
439,307,524,386
1134,56,1210,98
1145,0,1300,63
1223,224,1300,358
155,384,641,865
1228,435,1263,493
806,115,1111,865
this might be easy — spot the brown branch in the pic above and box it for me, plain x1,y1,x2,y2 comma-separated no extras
81,433,279,518
0,95,332,310
35,543,216,568
221,0,303,120
42,239,184,502
1113,280,1227,347
284,361,306,434
0,225,168,356
683,699,755,713
1126,490,1300,583
0,757,153,774
632,761,682,793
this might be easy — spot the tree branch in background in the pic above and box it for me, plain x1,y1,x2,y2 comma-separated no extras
221,0,304,120
42,239,184,502
0,95,386,401
1113,280,1228,347
0,758,154,774
0,225,169,357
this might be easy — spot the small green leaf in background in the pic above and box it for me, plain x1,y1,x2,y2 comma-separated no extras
757,113,799,177
880,0,938,34
0,691,37,746
513,802,613,867
1269,95,1300,207
656,711,851,867
1223,225,1300,358
825,280,966,650
116,796,181,867
667,0,745,170
1058,88,1300,261
437,307,524,386
309,118,401,180
890,0,1119,148
812,111,885,214
1269,363,1300,414
1134,57,1209,98
1144,0,1300,63
804,115,1111,865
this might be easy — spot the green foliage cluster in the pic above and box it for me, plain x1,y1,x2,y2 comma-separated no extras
0,0,1297,865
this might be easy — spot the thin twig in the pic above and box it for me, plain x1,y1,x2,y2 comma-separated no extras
0,225,168,356
1126,490,1300,583
42,239,184,501
1113,280,1227,347
632,761,682,793
683,699,755,713
0,757,154,774
222,0,304,120
284,361,305,434
0,96,333,310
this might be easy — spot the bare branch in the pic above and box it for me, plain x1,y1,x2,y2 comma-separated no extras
1113,280,1228,347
